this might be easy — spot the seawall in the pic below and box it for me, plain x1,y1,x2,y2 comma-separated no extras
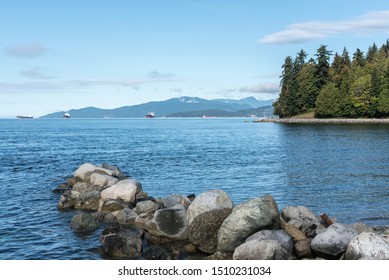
256,118,389,124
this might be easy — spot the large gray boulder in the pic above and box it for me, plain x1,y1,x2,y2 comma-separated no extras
217,194,279,252
135,200,160,214
73,163,97,181
116,208,139,225
186,190,234,253
100,179,142,204
72,182,104,194
101,163,126,179
345,232,389,260
57,190,81,209
101,199,129,213
233,239,289,260
246,229,293,256
100,226,143,259
311,223,358,258
70,213,99,233
90,172,118,188
135,204,188,240
74,191,101,211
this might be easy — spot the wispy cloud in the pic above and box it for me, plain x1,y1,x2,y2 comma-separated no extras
260,10,389,44
20,67,54,79
0,79,142,94
239,83,280,94
148,70,174,79
216,82,280,100
170,88,182,94
5,42,48,58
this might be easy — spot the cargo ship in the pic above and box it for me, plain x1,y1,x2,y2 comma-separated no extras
146,112,155,118
16,115,33,119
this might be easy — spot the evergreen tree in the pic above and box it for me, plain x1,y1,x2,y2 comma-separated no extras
274,56,295,117
315,83,340,118
337,48,354,117
366,43,378,63
371,68,381,98
378,63,389,116
297,62,318,111
382,40,389,58
341,47,351,67
352,48,366,67
351,75,373,117
315,45,332,90
338,73,354,117
292,49,308,112
295,49,308,69
330,52,343,87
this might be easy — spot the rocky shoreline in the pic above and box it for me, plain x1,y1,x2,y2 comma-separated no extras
54,163,389,260
255,118,389,124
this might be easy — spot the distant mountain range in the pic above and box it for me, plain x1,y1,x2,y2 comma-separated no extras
40,96,274,118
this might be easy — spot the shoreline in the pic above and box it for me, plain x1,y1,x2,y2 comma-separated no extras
255,118,389,124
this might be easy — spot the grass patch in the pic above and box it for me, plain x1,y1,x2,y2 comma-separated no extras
291,111,315,119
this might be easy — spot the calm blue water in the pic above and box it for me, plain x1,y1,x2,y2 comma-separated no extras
0,118,388,259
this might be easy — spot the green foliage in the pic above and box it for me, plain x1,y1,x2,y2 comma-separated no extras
378,89,389,116
350,75,376,117
274,56,297,117
315,83,340,117
297,63,318,110
315,45,332,90
274,39,389,118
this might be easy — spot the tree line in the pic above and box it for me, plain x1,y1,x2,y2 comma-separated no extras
273,40,389,118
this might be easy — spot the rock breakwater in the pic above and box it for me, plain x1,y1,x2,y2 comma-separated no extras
55,163,389,260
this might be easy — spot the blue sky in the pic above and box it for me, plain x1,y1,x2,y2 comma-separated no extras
1,0,389,117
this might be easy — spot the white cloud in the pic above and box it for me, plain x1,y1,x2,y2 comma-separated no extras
148,70,174,79
20,67,53,79
170,88,182,93
239,83,280,94
5,42,48,58
260,10,389,44
0,79,142,94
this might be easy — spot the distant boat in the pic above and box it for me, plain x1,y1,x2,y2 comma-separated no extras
146,112,155,118
63,112,70,118
16,115,33,119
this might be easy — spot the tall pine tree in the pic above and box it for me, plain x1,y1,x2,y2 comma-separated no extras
315,45,332,91
274,56,294,117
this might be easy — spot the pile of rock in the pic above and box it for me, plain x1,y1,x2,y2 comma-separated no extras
55,163,389,260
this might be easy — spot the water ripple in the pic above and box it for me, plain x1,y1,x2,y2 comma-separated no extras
0,119,389,259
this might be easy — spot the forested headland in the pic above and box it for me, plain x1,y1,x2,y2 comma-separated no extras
273,40,389,118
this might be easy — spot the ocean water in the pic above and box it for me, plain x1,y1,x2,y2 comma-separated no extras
0,118,388,259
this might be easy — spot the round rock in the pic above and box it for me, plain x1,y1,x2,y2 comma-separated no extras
100,179,142,203
345,232,389,260
233,239,289,260
217,194,279,252
70,213,99,233
311,223,358,258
